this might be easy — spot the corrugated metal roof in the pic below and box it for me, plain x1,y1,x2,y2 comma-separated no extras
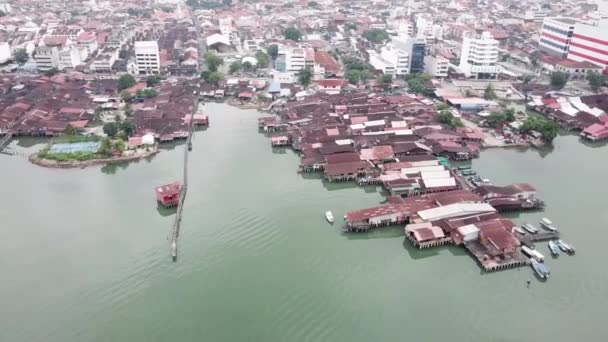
417,202,496,221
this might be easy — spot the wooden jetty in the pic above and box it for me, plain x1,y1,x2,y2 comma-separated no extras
464,241,529,272
519,231,560,248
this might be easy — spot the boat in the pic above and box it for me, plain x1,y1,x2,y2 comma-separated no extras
522,245,545,262
530,258,550,279
461,170,476,176
457,165,472,170
522,223,539,234
557,239,576,254
325,211,335,223
548,240,560,256
539,217,558,231
512,226,526,235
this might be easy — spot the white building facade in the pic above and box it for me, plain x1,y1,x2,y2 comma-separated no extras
458,31,501,79
134,41,160,74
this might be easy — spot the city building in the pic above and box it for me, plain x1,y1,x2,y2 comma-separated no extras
33,46,60,71
424,54,449,78
538,18,576,58
134,41,160,75
458,31,501,79
405,37,426,73
0,42,11,64
568,20,608,71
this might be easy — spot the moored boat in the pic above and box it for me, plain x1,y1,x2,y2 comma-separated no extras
548,240,560,256
539,217,558,231
513,226,526,235
325,211,335,224
530,258,550,279
557,239,575,254
522,223,539,234
522,245,545,263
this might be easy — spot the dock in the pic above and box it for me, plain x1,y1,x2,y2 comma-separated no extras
464,241,529,272
0,131,13,153
519,231,560,247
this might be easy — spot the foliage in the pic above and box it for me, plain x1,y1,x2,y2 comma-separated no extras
204,52,224,72
242,61,253,72
520,114,560,142
99,137,113,156
587,71,605,92
362,29,389,43
437,103,449,111
44,68,59,77
550,71,569,89
344,70,371,85
378,74,393,91
405,73,431,94
113,139,126,152
438,110,464,129
13,49,29,65
345,23,357,31
297,68,313,87
308,1,319,7
146,75,162,87
203,71,224,84
229,61,242,74
124,104,134,117
136,88,158,98
64,124,79,136
117,74,136,91
484,83,497,100
119,49,129,59
255,50,269,68
284,27,302,42
103,122,118,137
283,3,294,8
120,89,132,101
343,57,369,72
266,44,279,60
486,108,515,128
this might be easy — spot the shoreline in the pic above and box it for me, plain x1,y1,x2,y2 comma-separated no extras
29,149,160,169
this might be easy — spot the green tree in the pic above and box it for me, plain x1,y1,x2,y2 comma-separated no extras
437,103,449,111
284,27,302,42
117,74,136,91
267,44,279,60
378,74,393,91
120,121,136,137
99,137,113,156
204,71,224,84
13,49,29,65
120,89,132,101
146,75,162,87
362,29,389,43
438,110,464,129
255,50,269,68
297,68,313,87
242,61,253,72
103,122,118,137
345,70,361,85
124,104,134,117
587,71,605,92
204,52,224,72
44,68,59,77
550,71,569,89
113,139,126,152
229,61,242,74
64,124,79,136
520,114,560,142
484,83,497,100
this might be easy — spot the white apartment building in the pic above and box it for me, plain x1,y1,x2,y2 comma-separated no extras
91,49,119,72
58,47,82,70
34,46,60,71
369,51,396,75
0,42,11,64
424,55,449,78
286,47,306,71
458,31,502,79
134,41,160,74
380,45,410,75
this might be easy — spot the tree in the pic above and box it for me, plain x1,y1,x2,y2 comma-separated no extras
120,89,132,101
362,29,389,43
267,44,279,60
117,74,136,91
284,27,302,42
378,74,393,91
137,88,158,98
103,122,118,137
297,68,313,87
484,83,497,100
120,121,136,137
13,49,29,65
44,68,59,77
438,110,464,129
146,75,162,87
550,71,569,89
587,71,605,92
255,50,269,68
64,124,79,136
204,52,224,72
521,114,560,142
308,1,319,7
437,103,449,111
204,71,224,84
345,70,361,85
113,139,126,152
99,138,113,156
242,61,253,72
124,104,134,117
229,61,242,74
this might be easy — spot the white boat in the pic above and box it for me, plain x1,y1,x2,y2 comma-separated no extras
539,218,558,231
512,226,526,235
522,223,539,234
521,245,545,263
530,258,550,279
548,241,560,256
557,239,576,254
325,211,335,223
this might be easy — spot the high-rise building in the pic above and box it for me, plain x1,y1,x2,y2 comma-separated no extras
458,32,501,79
424,54,449,78
406,38,426,73
538,18,576,58
568,20,608,71
134,41,160,75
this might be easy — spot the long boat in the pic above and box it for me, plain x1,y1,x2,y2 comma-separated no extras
530,258,550,279
548,241,560,256
539,217,558,231
522,245,545,262
512,226,526,235
557,239,576,254
522,223,539,234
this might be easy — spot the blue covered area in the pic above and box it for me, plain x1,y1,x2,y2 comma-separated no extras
49,142,101,154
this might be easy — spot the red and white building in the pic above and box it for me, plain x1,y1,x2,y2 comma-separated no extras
568,20,608,72
539,18,608,72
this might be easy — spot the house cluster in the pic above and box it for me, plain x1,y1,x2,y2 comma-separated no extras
0,0,197,75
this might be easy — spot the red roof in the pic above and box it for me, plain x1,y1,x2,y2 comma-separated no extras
314,51,340,73
316,79,346,88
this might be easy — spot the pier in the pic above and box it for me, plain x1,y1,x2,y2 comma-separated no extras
169,100,199,261
0,131,13,153
519,231,560,247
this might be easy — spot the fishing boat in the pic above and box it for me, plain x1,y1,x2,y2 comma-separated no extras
461,170,476,176
522,223,539,234
325,211,335,224
548,240,560,256
530,258,550,279
557,239,576,254
457,165,472,170
539,217,557,231
512,226,526,235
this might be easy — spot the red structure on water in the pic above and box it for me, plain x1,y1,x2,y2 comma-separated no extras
155,182,181,208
